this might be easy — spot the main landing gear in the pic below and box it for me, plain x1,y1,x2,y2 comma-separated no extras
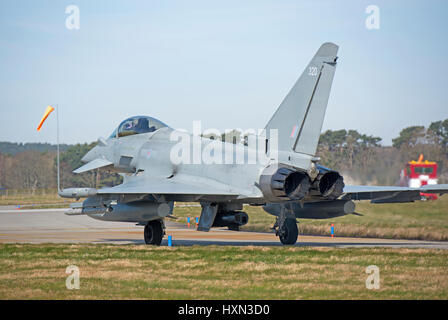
273,204,299,245
144,220,165,245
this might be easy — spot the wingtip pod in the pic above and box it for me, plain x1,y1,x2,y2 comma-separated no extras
420,184,448,195
37,105,55,131
58,187,97,199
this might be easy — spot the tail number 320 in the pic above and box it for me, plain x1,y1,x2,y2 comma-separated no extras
308,66,318,76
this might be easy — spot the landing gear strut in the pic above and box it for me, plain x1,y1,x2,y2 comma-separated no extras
273,204,298,245
144,220,165,245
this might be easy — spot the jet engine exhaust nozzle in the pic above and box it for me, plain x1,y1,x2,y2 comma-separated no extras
318,171,344,199
259,166,311,201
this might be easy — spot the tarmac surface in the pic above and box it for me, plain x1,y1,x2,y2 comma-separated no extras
1,208,448,249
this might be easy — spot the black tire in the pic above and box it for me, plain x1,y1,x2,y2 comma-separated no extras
279,218,298,245
144,220,164,245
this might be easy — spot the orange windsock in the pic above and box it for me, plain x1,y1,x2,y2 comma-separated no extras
37,105,55,131
417,154,424,163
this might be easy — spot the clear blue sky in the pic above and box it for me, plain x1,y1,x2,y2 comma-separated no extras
1,0,447,145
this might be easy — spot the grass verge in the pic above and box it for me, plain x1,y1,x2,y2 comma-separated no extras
0,244,447,299
0,190,74,206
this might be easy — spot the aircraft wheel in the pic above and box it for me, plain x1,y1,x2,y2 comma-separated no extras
279,218,298,245
144,220,164,245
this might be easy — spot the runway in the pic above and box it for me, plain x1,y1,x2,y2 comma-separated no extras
1,208,448,249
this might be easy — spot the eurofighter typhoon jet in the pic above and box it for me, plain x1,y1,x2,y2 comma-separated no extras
60,43,448,245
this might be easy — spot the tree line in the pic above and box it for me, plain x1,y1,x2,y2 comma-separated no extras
316,119,448,185
0,142,122,194
0,142,71,156
0,119,447,192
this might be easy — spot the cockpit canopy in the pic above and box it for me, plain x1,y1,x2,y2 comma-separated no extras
109,116,169,138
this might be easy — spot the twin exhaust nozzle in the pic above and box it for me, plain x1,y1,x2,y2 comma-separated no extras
259,165,345,202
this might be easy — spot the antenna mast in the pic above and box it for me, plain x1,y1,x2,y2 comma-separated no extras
56,104,61,193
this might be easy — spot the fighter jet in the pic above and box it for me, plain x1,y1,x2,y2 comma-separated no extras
60,42,448,245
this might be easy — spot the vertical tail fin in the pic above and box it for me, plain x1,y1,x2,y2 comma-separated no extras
265,42,338,158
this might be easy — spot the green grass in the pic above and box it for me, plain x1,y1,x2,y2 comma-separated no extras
0,244,447,299
172,196,448,241
0,189,74,206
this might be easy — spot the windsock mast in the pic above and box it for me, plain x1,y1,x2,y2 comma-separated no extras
56,104,60,193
